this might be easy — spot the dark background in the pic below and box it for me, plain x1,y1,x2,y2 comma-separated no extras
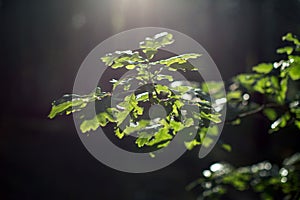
0,0,300,199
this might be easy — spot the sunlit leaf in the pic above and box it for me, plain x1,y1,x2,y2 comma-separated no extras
278,77,288,104
226,91,242,101
135,132,153,147
115,128,124,139
185,139,201,150
202,137,213,148
207,125,219,136
80,116,99,133
169,120,185,132
139,32,174,60
156,74,174,81
101,50,144,69
123,120,150,135
270,112,291,132
158,53,201,71
252,63,273,74
48,88,107,119
282,33,300,45
277,46,294,55
146,127,172,146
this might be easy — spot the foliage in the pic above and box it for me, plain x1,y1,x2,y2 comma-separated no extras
49,32,300,199
189,33,300,199
226,33,300,133
49,32,223,152
187,153,300,200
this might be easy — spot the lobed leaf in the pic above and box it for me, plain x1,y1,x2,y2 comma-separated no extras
101,50,144,69
139,32,174,60
158,53,201,71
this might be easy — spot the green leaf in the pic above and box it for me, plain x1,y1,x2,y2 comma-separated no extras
123,120,150,135
253,77,268,93
202,137,213,148
136,92,149,102
252,63,273,74
288,64,300,80
276,46,294,55
202,81,224,94
115,110,131,126
115,128,124,139
270,112,291,132
156,74,174,82
235,74,261,89
110,77,134,90
278,77,288,104
135,132,152,147
48,88,107,119
226,91,242,101
115,94,144,125
230,118,241,125
198,111,222,124
222,144,232,152
101,50,144,69
263,108,277,121
146,127,172,146
155,84,171,95
171,85,192,93
97,111,115,126
184,139,201,150
139,32,174,60
282,33,300,45
125,64,136,70
49,101,74,119
207,125,219,136
157,141,171,148
158,53,201,71
169,120,185,132
184,118,194,127
80,116,100,133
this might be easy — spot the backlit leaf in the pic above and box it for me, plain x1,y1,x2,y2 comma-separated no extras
277,46,294,55
252,63,273,74
139,32,174,60
185,139,201,150
80,116,100,133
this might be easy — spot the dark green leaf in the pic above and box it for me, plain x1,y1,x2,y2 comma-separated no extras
263,108,277,121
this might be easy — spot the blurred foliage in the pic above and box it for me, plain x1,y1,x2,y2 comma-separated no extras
187,153,300,200
225,33,300,133
188,33,300,199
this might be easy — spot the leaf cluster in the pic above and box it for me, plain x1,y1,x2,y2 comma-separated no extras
49,32,222,152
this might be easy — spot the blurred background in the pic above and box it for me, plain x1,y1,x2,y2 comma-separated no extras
0,0,300,199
